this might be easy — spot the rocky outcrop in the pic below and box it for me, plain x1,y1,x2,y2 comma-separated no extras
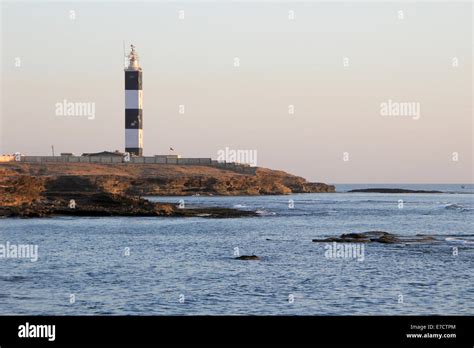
312,231,438,244
0,162,333,218
0,173,256,218
0,162,335,196
96,168,334,196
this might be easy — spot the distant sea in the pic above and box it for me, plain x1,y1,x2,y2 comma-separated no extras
0,184,472,315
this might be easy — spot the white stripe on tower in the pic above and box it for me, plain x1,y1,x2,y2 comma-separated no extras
124,44,143,156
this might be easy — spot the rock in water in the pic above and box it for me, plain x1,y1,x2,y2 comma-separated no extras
312,231,437,245
348,188,442,194
235,255,260,260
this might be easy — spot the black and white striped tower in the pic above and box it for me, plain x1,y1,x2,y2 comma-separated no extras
124,45,143,156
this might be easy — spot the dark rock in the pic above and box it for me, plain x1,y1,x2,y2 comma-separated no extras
235,255,260,260
312,231,438,245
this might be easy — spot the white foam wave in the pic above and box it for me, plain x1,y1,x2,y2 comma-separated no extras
256,210,276,216
445,237,474,244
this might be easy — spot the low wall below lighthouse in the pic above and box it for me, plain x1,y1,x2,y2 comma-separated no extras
17,156,257,174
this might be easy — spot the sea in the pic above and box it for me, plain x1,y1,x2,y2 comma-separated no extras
0,184,472,315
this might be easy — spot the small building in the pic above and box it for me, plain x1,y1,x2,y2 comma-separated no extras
81,151,124,157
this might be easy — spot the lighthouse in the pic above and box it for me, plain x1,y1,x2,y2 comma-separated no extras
124,45,143,156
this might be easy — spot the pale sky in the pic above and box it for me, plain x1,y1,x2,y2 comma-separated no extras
1,1,472,183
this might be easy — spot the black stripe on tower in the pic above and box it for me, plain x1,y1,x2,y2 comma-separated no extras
125,109,143,129
125,71,142,90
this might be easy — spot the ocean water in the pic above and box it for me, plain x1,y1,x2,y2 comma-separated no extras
0,184,472,315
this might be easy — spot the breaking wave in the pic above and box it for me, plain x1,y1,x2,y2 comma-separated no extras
445,237,474,245
443,203,472,212
255,210,276,216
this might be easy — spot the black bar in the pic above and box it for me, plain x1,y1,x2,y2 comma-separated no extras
0,316,472,346
125,70,142,90
125,109,143,129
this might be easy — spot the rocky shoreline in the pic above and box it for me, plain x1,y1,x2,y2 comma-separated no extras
0,162,334,218
0,197,257,218
0,184,258,219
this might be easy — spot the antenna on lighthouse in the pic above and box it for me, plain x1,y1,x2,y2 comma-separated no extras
123,40,127,68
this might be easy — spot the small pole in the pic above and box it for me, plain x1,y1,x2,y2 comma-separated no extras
123,40,126,68
51,145,55,157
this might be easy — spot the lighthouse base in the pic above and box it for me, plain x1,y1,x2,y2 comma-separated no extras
126,148,143,157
